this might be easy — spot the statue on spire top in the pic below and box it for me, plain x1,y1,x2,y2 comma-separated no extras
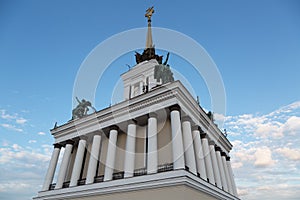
145,6,154,21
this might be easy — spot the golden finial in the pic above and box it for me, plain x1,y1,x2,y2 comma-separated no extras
145,6,155,21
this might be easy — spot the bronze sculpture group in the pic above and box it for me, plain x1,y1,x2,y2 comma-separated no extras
72,97,96,120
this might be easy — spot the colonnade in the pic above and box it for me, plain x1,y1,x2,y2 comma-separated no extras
41,105,237,196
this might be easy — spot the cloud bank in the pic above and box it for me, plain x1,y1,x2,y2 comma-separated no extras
226,101,300,200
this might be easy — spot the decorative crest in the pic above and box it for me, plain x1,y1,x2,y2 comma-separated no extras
145,6,154,21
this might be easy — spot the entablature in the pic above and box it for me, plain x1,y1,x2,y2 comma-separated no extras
51,81,232,153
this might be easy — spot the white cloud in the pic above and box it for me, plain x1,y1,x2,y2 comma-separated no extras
231,161,243,169
237,188,249,196
255,122,284,139
0,142,52,199
226,102,300,140
213,113,225,121
276,147,300,161
12,144,22,151
28,140,37,144
0,181,31,193
269,101,300,116
0,144,51,164
282,116,300,136
38,131,46,135
16,118,27,125
254,147,276,167
0,109,28,131
1,123,23,132
0,109,16,120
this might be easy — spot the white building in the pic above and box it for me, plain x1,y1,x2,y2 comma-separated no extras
33,7,239,200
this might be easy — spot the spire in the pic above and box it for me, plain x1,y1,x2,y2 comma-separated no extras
135,6,163,64
145,6,154,49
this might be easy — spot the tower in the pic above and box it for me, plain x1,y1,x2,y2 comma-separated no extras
33,7,239,200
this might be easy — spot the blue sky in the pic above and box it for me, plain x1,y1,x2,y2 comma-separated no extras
0,1,300,199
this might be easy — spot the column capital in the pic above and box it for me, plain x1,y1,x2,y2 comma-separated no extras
181,115,192,122
110,125,119,131
169,104,181,112
127,119,137,125
215,146,222,152
66,140,74,145
200,132,207,139
221,152,228,157
79,135,88,141
53,143,62,149
93,131,103,137
209,140,215,146
226,156,231,161
192,125,200,131
148,112,157,118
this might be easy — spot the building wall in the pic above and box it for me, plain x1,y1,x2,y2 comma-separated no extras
157,117,172,165
122,59,159,99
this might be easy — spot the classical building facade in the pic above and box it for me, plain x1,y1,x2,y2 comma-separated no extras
33,7,239,200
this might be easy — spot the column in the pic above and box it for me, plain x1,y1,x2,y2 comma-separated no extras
124,120,137,178
182,116,197,175
222,153,233,194
85,134,102,184
209,141,222,188
201,133,215,185
147,113,158,174
215,147,228,192
170,105,185,170
70,137,87,187
42,144,61,191
104,126,118,181
55,140,74,189
192,126,207,180
227,157,238,196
